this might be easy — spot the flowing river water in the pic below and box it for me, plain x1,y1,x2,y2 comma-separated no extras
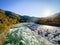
3,23,60,45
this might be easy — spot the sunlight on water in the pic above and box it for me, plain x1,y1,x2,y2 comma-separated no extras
39,25,60,31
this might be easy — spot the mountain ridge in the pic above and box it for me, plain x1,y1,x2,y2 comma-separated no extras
35,12,60,26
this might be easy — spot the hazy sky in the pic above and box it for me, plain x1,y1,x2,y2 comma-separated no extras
0,0,60,17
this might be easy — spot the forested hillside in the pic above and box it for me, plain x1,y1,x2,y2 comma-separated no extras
35,12,60,26
0,9,21,33
0,9,20,45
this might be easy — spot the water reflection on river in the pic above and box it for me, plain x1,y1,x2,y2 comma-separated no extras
26,23,60,45
37,25,60,45
37,25,60,34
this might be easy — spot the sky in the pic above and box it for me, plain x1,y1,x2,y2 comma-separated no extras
0,0,60,17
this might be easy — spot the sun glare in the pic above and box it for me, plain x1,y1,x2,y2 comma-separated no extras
43,9,53,17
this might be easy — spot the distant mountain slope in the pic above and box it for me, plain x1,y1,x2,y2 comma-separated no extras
52,12,60,18
20,15,38,22
35,12,60,26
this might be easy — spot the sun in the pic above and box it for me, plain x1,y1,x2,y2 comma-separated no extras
43,9,53,17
